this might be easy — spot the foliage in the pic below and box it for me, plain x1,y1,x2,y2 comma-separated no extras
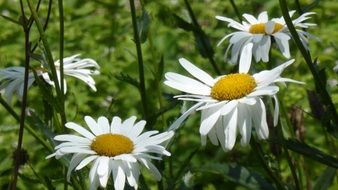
0,0,337,189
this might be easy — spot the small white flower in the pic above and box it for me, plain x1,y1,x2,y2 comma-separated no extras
47,115,174,190
216,11,316,65
0,67,35,102
164,57,303,151
42,54,100,93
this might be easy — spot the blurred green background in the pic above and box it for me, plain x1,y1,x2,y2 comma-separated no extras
0,0,337,189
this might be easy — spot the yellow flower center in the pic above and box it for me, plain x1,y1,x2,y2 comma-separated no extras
90,134,133,157
210,73,257,101
249,22,284,34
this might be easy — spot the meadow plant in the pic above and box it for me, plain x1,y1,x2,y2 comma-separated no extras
0,0,337,189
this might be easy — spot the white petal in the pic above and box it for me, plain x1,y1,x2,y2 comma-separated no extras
248,86,279,97
76,155,98,170
85,116,102,135
196,101,227,111
65,122,95,140
239,43,253,73
265,21,275,34
215,118,226,150
237,104,252,146
164,73,211,95
258,11,268,22
112,162,126,190
229,32,252,44
169,102,204,130
259,36,271,62
274,33,291,58
215,16,246,31
199,107,222,135
253,59,294,87
224,108,238,150
220,100,238,115
242,13,258,24
54,134,91,144
110,116,122,133
129,120,146,139
67,154,87,181
179,58,215,86
252,99,269,139
98,116,110,134
207,126,219,145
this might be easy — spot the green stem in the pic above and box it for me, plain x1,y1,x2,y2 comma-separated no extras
250,139,285,190
27,0,66,121
278,0,338,129
11,1,30,187
58,0,66,128
284,147,301,190
58,0,67,186
229,0,242,21
129,0,148,119
184,0,221,75
31,0,53,52
294,0,303,14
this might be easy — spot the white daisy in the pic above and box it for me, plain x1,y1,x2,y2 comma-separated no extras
0,67,35,102
41,54,100,94
164,57,303,151
216,11,316,65
47,115,174,190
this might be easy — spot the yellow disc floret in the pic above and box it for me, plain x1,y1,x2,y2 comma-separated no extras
91,134,133,157
210,73,256,101
249,22,284,34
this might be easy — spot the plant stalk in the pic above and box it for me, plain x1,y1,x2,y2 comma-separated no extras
278,0,338,132
129,0,148,119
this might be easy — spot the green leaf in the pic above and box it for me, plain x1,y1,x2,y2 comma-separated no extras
199,163,276,190
138,10,151,44
282,139,338,168
156,4,193,31
193,31,214,59
115,73,140,89
314,167,336,190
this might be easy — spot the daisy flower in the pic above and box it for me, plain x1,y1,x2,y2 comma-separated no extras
164,57,303,151
47,115,174,190
0,67,35,102
216,11,316,64
41,54,100,93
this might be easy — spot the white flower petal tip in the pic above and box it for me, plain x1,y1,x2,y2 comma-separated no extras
165,58,302,151
48,115,172,189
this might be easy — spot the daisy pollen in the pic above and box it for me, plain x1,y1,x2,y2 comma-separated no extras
211,73,256,100
90,134,133,157
249,22,284,34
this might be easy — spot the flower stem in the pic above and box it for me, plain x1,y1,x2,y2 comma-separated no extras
27,0,67,124
129,0,148,119
183,0,221,75
279,0,338,129
11,1,30,188
229,0,242,21
58,0,66,127
250,138,285,190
